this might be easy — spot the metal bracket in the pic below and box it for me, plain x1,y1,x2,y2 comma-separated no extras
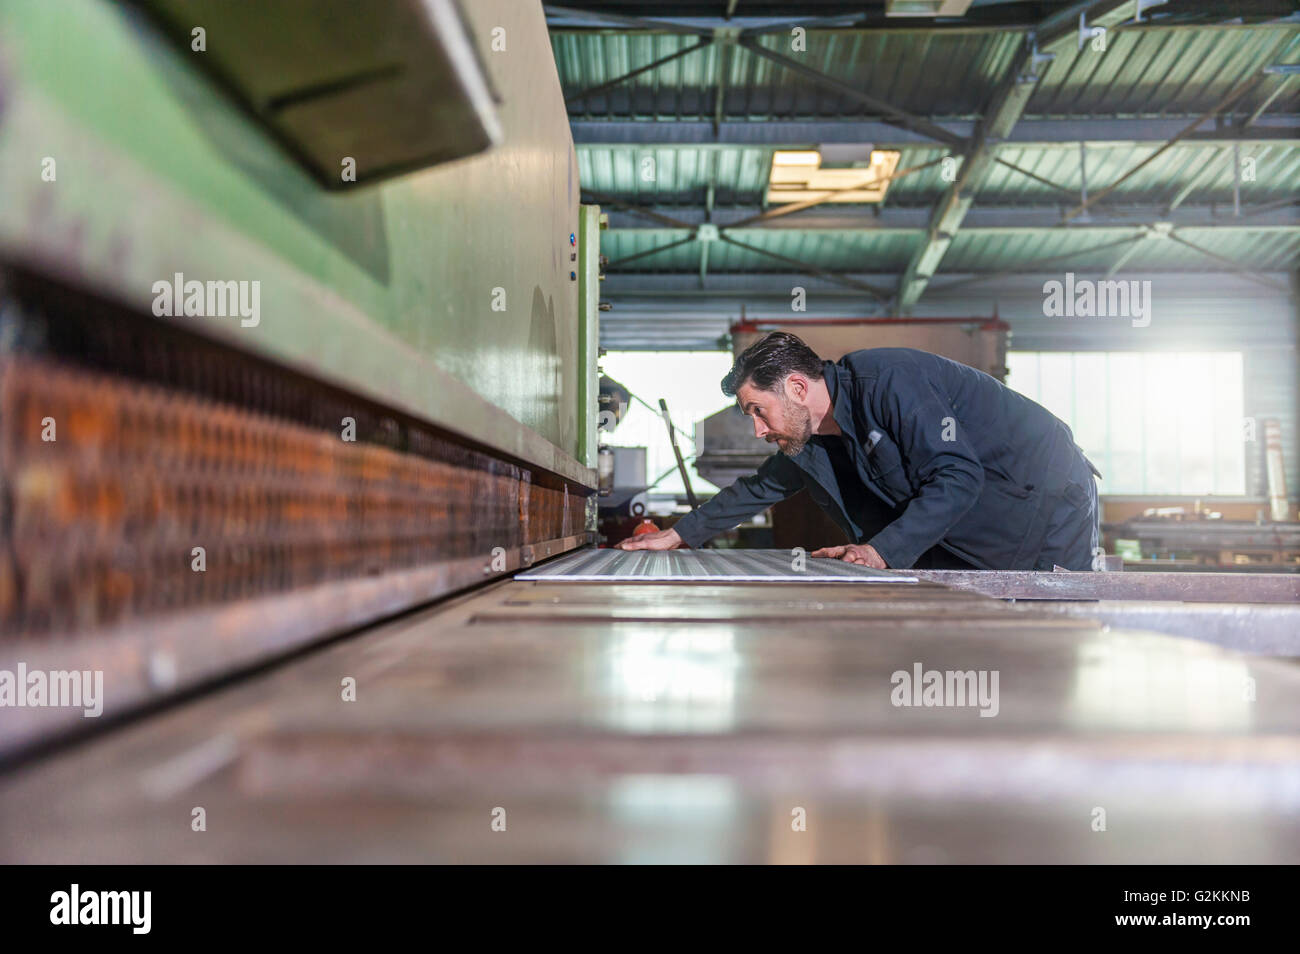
1133,0,1169,23
1078,13,1106,52
1020,32,1056,84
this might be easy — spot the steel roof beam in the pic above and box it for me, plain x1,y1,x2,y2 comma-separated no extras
993,157,1078,196
579,188,699,230
732,37,970,148
717,234,894,302
894,1,1149,311
600,271,1293,294
545,1,1298,32
606,236,699,269
1242,72,1297,127
1063,72,1269,222
564,37,713,107
1166,232,1291,291
544,4,710,36
893,48,1038,309
601,203,1300,231
568,116,1300,146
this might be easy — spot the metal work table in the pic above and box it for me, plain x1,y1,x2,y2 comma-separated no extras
3,569,1298,863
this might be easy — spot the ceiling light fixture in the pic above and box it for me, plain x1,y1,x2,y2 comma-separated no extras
766,148,903,204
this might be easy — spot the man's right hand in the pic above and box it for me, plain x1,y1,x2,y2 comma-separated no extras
614,528,684,551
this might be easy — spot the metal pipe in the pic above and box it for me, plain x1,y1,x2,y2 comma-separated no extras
659,398,700,510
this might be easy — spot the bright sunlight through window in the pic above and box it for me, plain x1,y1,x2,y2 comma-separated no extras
1006,352,1246,496
600,351,737,497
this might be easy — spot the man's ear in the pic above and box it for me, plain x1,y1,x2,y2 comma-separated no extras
786,373,808,401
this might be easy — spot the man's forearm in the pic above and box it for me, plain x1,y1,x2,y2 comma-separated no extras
672,459,799,548
672,493,753,548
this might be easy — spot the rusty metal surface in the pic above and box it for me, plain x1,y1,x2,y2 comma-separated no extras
3,577,1299,863
0,533,591,761
517,548,916,582
908,568,1300,603
0,355,587,637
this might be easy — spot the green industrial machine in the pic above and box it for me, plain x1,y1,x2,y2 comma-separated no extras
0,0,596,477
0,0,599,755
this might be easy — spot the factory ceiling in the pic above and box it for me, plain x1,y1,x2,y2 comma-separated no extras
546,0,1300,329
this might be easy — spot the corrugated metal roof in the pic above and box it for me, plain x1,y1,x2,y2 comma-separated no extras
579,141,1300,206
603,226,1300,274
604,228,922,272
1028,25,1300,116
554,30,1026,120
980,141,1300,206
558,21,1300,289
604,228,694,268
577,144,773,203
553,25,1300,120
942,227,1300,273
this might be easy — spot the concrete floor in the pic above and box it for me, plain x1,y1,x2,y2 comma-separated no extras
2,577,1298,863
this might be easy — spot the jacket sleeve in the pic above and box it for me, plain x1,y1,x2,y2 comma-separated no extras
865,363,984,568
672,452,804,548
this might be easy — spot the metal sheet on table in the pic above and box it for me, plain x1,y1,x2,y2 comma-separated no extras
516,548,918,583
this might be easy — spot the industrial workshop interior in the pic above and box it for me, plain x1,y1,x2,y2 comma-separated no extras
1,0,1299,892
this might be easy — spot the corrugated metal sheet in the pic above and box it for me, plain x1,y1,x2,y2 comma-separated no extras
604,228,694,267
603,227,922,271
603,227,1299,274
564,24,1300,284
578,144,773,203
1028,25,1300,116
979,142,1300,207
516,548,916,582
579,141,1300,207
554,29,1025,120
554,26,1300,120
944,228,1300,272
579,144,954,205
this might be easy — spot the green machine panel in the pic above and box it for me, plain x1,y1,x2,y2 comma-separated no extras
0,0,593,485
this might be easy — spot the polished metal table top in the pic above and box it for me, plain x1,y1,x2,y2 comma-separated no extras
3,577,1299,863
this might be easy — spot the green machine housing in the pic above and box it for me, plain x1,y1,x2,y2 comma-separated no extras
0,0,599,755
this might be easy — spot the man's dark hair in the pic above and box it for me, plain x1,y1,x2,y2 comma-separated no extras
721,331,824,397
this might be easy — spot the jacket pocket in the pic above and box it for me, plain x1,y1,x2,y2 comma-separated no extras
997,482,1034,500
863,440,912,502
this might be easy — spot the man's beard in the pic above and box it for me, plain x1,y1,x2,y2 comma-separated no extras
772,395,812,457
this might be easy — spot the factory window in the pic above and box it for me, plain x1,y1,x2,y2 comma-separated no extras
1005,352,1246,496
600,351,737,500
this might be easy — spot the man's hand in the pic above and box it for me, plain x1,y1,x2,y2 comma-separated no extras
615,528,684,551
810,543,888,568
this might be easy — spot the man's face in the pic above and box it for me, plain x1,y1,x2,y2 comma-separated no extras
736,377,812,457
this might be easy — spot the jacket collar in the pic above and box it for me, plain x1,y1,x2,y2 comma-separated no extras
788,360,860,467
822,359,859,440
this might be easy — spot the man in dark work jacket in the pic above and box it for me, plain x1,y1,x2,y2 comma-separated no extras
616,332,1101,571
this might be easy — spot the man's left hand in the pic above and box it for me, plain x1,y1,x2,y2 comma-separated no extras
810,544,888,569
